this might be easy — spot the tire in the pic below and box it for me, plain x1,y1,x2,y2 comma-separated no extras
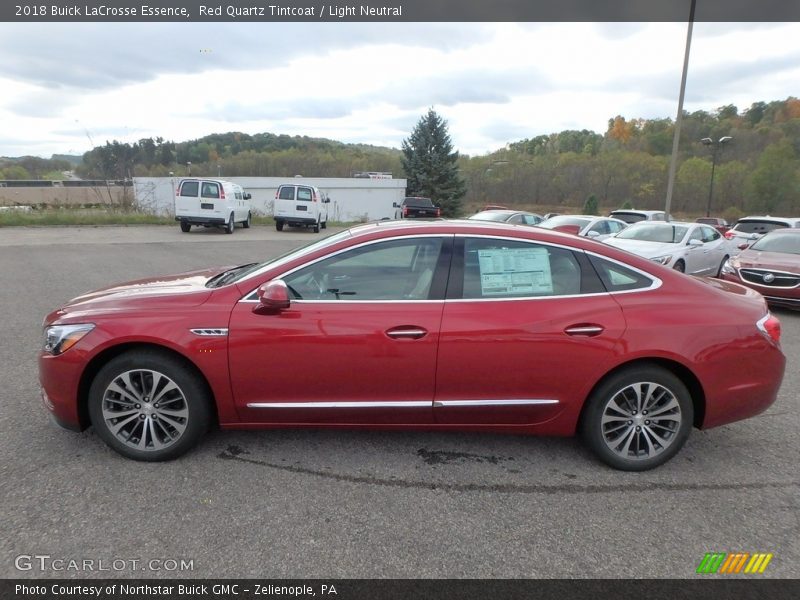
716,255,729,278
276,220,284,232
580,365,693,471
673,260,685,273
224,213,234,234
87,350,212,461
321,219,327,230
179,221,191,233
313,220,320,233
243,212,251,229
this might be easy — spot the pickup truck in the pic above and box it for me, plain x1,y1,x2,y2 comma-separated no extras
394,196,441,219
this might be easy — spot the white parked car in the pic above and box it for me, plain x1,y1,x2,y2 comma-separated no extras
274,183,330,233
608,209,667,224
603,221,731,276
175,178,252,234
538,215,628,240
725,216,800,247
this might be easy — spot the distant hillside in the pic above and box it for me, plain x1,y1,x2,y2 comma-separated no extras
51,154,83,167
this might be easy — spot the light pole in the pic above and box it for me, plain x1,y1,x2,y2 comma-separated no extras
187,161,192,176
700,136,732,217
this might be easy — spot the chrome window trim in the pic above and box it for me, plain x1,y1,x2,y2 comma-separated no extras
239,233,453,302
238,232,662,304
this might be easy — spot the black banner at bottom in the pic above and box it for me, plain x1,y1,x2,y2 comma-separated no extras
4,579,800,600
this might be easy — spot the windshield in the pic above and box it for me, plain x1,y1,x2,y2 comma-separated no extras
750,233,800,255
220,229,352,285
469,211,512,222
615,224,688,243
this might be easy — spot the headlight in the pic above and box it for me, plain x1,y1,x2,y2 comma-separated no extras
650,255,672,265
720,259,736,275
43,324,95,355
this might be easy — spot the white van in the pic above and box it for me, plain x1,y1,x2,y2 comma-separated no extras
175,178,252,234
274,183,330,233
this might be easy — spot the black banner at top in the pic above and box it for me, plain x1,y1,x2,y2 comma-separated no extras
2,0,800,23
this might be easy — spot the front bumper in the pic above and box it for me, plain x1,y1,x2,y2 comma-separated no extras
39,351,88,431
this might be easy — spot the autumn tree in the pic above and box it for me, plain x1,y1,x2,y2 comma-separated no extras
401,108,466,217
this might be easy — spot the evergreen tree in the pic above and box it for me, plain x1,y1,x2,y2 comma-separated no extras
583,194,599,215
401,108,466,217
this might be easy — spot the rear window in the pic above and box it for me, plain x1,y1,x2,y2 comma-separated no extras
403,197,434,208
179,181,199,197
297,187,313,201
201,182,220,198
733,220,789,234
278,186,295,200
610,211,646,224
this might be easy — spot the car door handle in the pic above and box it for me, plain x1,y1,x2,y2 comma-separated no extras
386,327,428,340
564,324,604,337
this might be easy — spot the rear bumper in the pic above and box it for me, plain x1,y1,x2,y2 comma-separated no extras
176,216,227,226
275,217,317,226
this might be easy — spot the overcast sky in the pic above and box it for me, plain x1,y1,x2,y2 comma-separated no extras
1,22,799,159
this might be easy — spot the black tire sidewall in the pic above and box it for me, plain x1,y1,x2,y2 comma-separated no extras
581,366,694,471
88,351,211,461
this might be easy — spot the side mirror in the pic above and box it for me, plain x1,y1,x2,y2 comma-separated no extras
255,280,290,312
392,202,399,208
586,230,600,238
749,233,759,240
737,243,750,250
688,239,703,247
244,193,252,200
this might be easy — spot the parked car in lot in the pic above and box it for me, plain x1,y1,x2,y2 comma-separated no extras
394,196,441,219
604,221,731,276
696,217,730,235
721,229,800,310
539,215,627,240
724,216,800,246
274,183,330,233
39,220,784,470
175,178,252,234
469,209,543,226
608,209,666,224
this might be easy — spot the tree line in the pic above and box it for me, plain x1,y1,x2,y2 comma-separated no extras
3,97,799,219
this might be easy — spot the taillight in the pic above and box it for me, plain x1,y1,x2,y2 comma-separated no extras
757,313,781,345
724,231,734,239
219,188,225,200
312,194,317,203
435,208,441,217
403,206,409,217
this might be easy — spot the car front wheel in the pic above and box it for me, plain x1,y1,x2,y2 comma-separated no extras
581,366,693,471
88,350,212,461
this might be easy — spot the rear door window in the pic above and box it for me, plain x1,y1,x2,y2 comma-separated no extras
201,182,220,199
297,187,313,201
179,181,199,197
278,186,295,200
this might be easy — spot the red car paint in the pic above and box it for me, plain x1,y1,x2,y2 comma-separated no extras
40,221,784,441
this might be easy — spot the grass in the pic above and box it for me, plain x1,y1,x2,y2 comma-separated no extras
0,208,174,227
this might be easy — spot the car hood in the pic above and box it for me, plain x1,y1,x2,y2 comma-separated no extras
735,250,800,273
604,238,681,259
45,267,228,324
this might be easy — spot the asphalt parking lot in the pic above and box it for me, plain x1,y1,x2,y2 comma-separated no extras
1,224,798,579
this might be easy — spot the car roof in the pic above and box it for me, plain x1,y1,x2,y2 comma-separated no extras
736,215,800,224
610,209,665,215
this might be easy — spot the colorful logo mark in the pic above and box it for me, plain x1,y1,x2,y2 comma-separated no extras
696,552,773,574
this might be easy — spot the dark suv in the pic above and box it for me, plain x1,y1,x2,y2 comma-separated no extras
393,197,441,219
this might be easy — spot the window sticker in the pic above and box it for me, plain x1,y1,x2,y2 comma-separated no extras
477,247,553,296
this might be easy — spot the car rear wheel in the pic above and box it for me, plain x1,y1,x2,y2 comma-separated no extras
313,219,320,233
581,366,693,471
179,221,191,233
276,220,284,232
224,213,234,234
243,212,251,229
88,350,212,461
321,220,327,230
673,260,685,273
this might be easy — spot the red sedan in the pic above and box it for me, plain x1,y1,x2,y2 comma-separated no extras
721,228,800,310
39,221,785,470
